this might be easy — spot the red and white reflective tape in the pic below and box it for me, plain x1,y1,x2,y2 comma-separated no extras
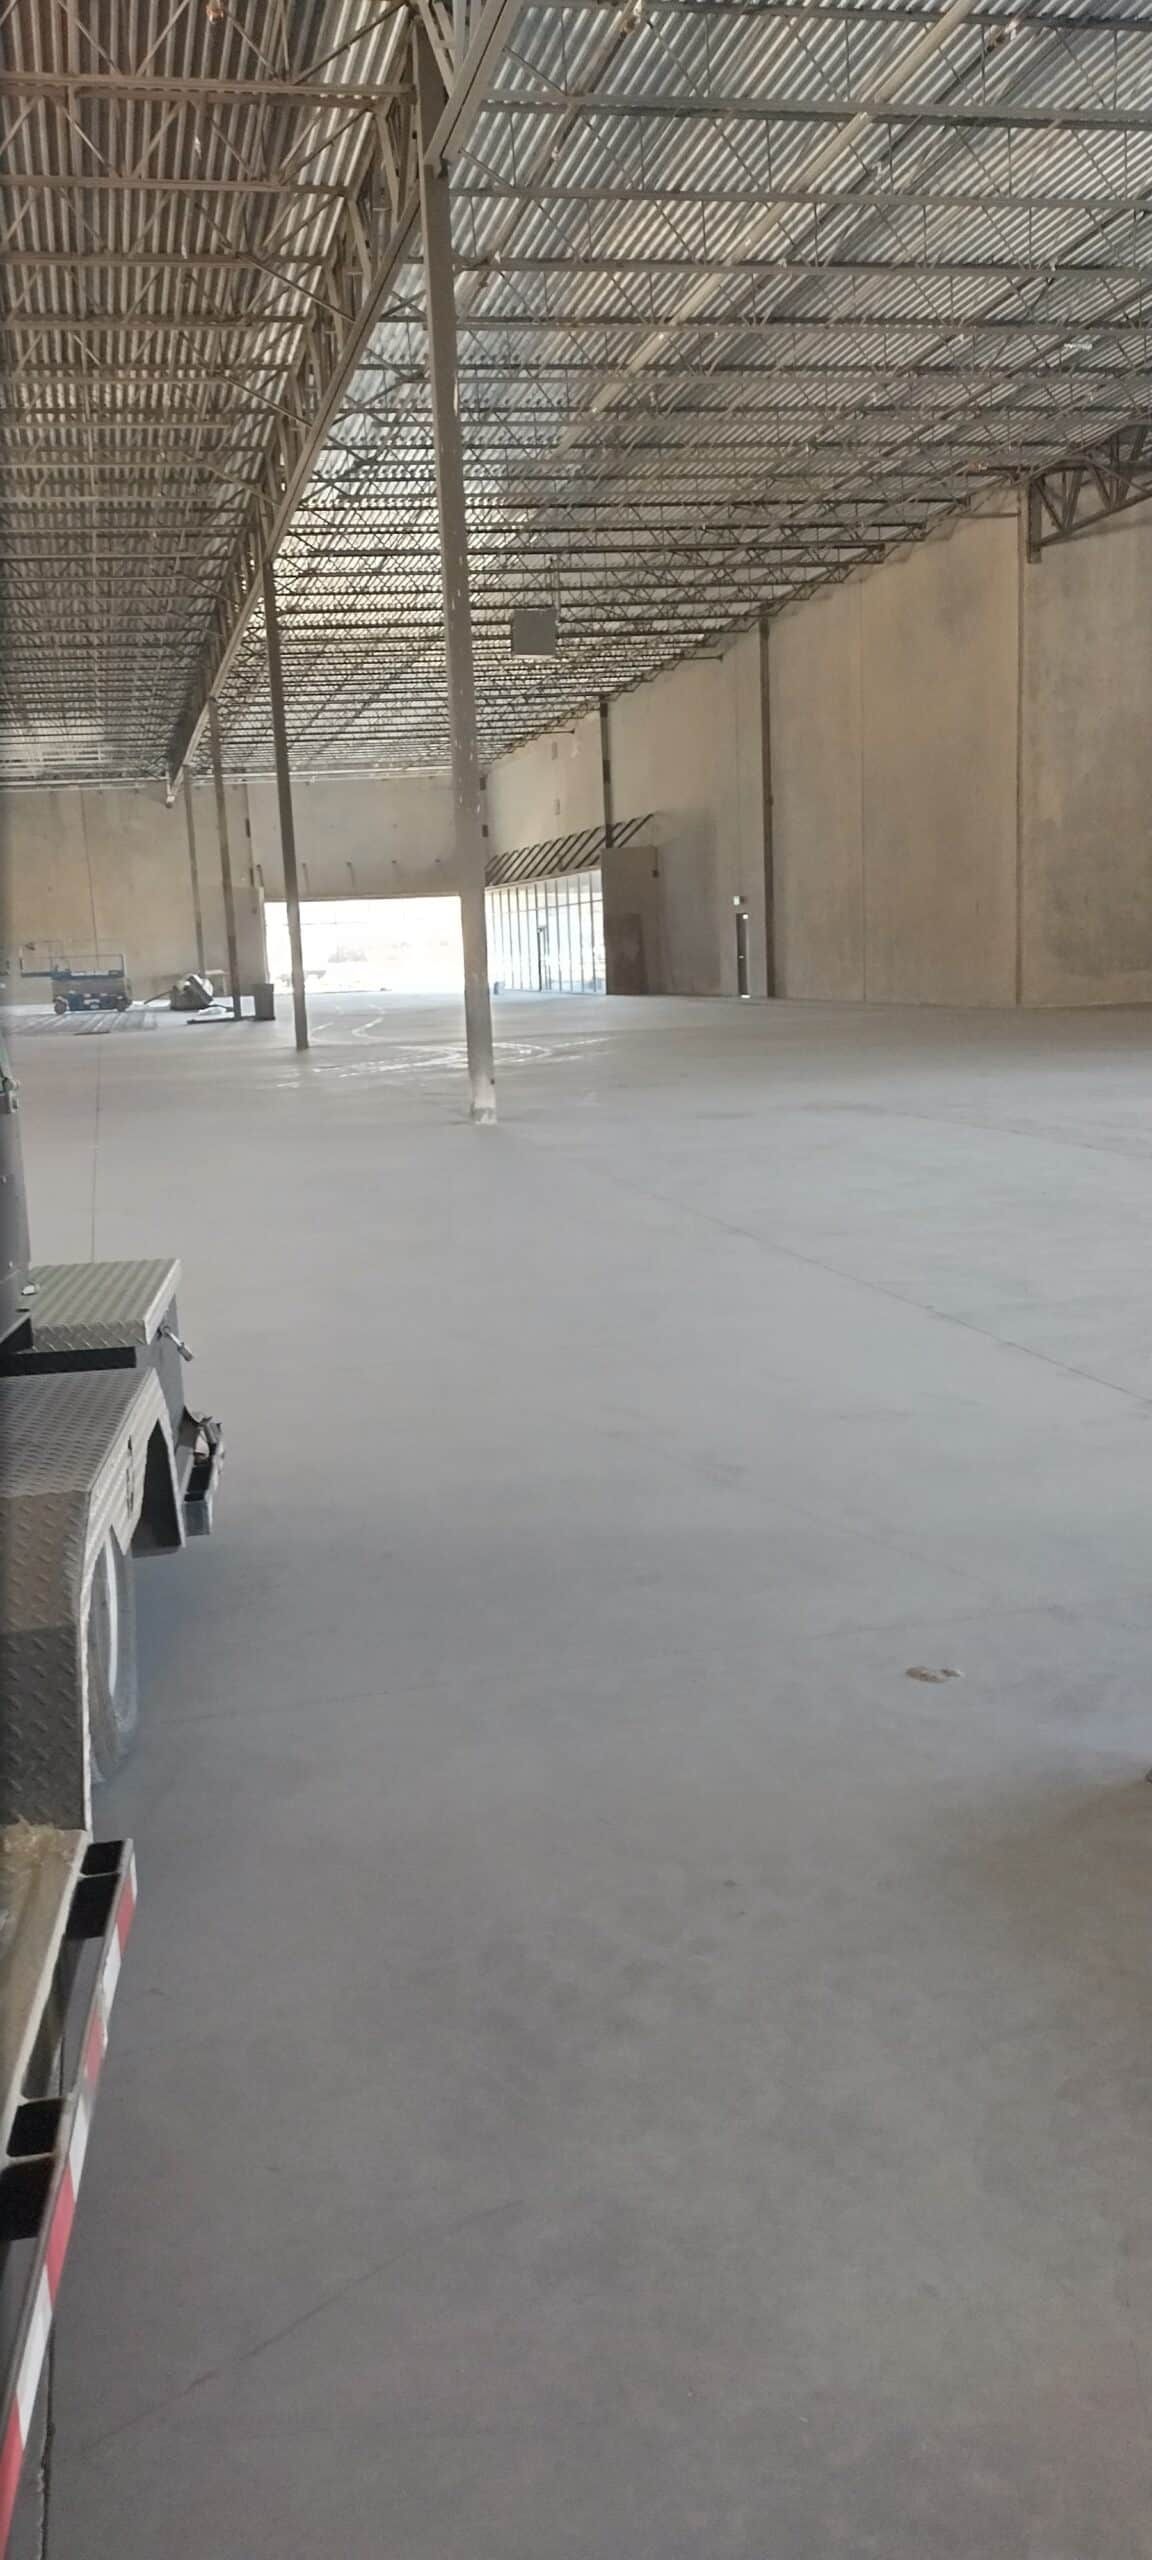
0,1852,136,2558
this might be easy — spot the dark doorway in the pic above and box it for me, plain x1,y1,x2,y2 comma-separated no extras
735,901,750,998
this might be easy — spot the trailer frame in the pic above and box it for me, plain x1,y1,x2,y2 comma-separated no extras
0,1835,136,2557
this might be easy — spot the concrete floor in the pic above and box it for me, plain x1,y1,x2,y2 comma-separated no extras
12,990,1152,2558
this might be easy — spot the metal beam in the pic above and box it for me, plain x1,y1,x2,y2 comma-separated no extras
207,696,242,1022
165,0,530,790
484,87,1152,135
456,255,1152,285
452,313,1152,339
0,173,347,197
7,0,1152,789
0,315,318,335
515,0,1152,25
379,354,1152,378
0,367,300,384
2,251,336,273
758,616,776,999
182,774,207,977
417,28,495,1123
0,71,410,105
261,557,309,1052
454,180,1152,220
598,693,614,854
1026,420,1152,555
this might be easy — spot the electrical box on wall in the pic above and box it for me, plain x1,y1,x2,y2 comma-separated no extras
510,605,558,657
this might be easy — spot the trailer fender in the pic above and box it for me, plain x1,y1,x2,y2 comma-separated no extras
130,1417,184,1556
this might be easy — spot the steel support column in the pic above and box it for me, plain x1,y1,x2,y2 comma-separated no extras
181,772,206,977
261,557,309,1054
759,615,776,1000
598,694,615,854
207,696,242,1021
417,31,496,1123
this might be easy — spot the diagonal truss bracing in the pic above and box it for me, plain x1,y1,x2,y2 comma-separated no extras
0,0,523,785
4,0,1152,786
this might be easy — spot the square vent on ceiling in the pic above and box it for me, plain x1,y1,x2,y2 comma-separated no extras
509,605,558,657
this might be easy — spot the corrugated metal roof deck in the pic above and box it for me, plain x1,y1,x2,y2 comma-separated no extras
3,0,1150,783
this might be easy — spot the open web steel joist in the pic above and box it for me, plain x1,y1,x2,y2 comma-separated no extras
1026,416,1152,546
0,0,522,785
3,0,1151,786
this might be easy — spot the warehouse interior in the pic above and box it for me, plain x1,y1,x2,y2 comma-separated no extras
4,0,1152,2550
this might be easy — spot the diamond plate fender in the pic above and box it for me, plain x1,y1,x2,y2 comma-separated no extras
0,1369,178,1828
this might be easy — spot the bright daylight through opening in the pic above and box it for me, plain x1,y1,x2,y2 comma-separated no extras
264,896,465,997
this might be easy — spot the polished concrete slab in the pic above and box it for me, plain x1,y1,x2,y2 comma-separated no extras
11,991,1152,2559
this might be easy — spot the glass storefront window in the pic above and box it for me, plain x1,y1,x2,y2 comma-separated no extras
488,871,604,994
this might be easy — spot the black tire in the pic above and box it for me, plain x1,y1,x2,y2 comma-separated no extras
86,1534,139,1783
53,997,68,1016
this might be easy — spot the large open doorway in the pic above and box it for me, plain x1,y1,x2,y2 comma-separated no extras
265,896,465,996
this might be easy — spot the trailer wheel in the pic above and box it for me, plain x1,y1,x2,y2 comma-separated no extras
86,1534,139,1782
